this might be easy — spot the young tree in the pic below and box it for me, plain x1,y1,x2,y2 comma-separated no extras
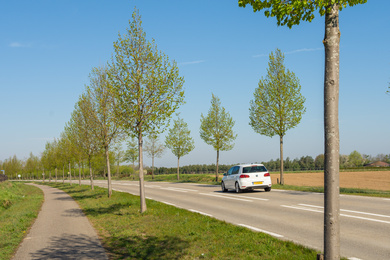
249,49,306,185
144,133,165,179
200,94,237,182
108,9,185,212
165,117,195,181
70,93,102,190
239,1,367,258
86,66,124,198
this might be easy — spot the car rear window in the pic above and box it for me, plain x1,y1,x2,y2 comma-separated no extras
242,166,267,173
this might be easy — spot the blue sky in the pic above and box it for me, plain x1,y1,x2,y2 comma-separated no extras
1,0,389,168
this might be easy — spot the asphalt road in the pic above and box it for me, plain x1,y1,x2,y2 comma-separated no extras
78,180,389,260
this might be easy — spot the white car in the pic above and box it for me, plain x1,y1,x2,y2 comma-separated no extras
221,164,272,192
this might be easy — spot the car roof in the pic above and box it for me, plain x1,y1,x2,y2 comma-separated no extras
237,163,265,167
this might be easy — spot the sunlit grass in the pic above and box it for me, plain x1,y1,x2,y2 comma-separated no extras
46,183,320,259
0,182,43,260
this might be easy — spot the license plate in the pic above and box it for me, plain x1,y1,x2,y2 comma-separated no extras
253,181,263,185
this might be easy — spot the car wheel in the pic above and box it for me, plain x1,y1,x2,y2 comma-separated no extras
235,182,242,193
265,187,271,192
221,182,228,192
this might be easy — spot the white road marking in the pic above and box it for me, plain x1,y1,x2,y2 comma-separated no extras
348,257,362,260
161,201,177,207
145,185,162,188
283,204,390,224
160,188,188,193
188,209,213,217
112,188,125,192
300,204,390,219
281,205,323,213
223,194,269,201
200,193,253,202
238,224,284,238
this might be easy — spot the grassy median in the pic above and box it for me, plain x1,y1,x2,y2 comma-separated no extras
0,181,43,260
46,182,320,259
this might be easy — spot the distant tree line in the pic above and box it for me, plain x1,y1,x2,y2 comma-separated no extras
1,150,389,179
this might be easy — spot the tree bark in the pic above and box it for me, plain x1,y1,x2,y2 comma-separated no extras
177,157,180,181
279,135,284,185
152,155,155,180
323,4,340,260
69,162,72,185
105,145,112,198
216,150,219,182
55,168,57,183
138,132,147,213
89,159,94,190
78,161,81,186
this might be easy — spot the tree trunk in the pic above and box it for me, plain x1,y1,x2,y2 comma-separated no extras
49,170,51,183
62,166,64,184
323,4,340,260
78,161,81,186
42,169,45,183
117,158,119,178
177,157,180,181
105,145,112,198
152,155,155,180
89,159,94,190
138,132,147,213
279,135,284,185
82,162,85,179
55,168,57,183
69,162,72,185
216,150,219,182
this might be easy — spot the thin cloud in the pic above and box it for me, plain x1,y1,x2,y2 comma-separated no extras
252,54,267,58
253,47,323,58
9,42,32,48
178,60,206,66
285,47,323,54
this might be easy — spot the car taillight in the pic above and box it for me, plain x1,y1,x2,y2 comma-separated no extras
264,173,270,177
239,174,250,178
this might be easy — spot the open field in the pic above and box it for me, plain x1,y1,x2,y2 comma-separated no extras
271,171,390,191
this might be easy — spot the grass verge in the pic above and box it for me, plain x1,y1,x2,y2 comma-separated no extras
46,182,320,259
0,181,43,260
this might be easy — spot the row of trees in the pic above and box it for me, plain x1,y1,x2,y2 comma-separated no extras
3,150,388,180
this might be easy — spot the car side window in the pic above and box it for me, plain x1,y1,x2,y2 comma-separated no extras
227,167,234,176
232,166,240,175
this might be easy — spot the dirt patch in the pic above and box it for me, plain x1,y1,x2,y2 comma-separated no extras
271,171,390,191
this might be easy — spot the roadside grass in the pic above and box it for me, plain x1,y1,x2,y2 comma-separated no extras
46,182,320,259
0,182,43,260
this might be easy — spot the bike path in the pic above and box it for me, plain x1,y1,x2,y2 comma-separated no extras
13,183,108,260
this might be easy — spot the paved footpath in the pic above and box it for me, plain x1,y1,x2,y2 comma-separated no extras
13,183,108,260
